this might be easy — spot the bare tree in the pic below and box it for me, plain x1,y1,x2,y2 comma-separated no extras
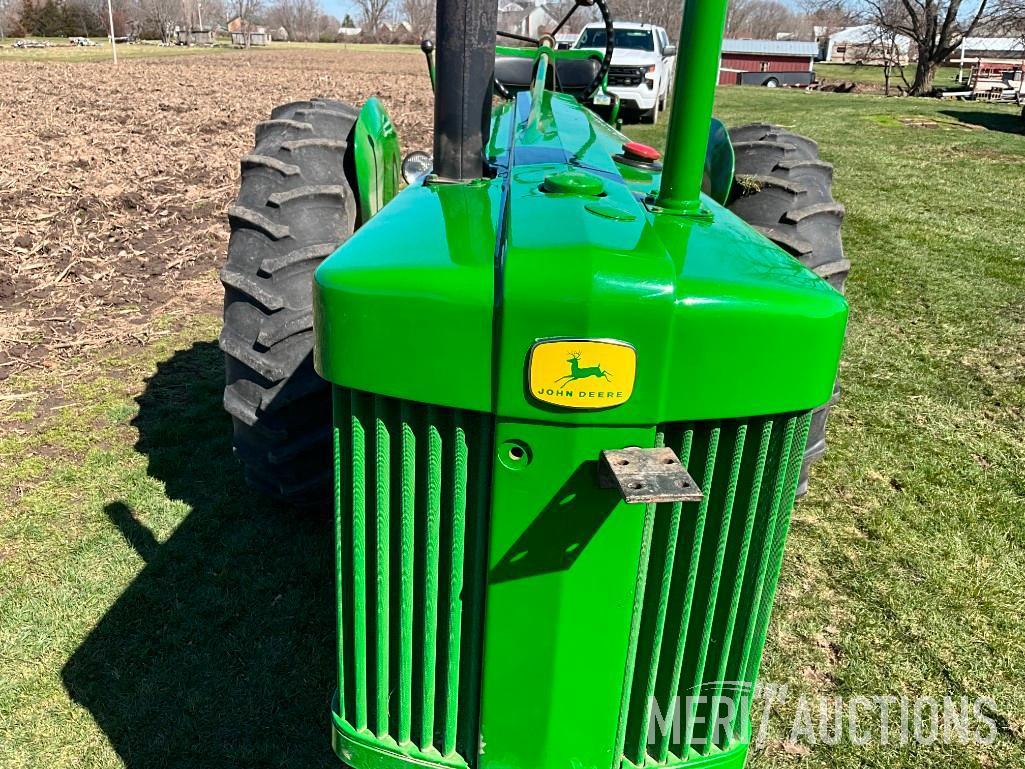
725,0,799,38
868,20,912,93
621,0,680,36
800,0,859,31
863,0,992,94
0,0,18,38
203,0,227,25
268,0,321,40
353,0,389,38
400,0,432,38
798,0,859,43
140,0,178,40
233,0,263,45
317,10,337,38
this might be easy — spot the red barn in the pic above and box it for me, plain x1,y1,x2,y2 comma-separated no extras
718,39,818,87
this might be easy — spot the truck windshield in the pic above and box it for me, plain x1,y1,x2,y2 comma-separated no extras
575,28,654,52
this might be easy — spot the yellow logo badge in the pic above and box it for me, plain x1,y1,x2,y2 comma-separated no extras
528,339,636,409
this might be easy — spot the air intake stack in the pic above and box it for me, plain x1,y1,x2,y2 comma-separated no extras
433,0,498,181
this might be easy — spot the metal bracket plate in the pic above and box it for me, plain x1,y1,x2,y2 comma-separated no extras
598,447,703,504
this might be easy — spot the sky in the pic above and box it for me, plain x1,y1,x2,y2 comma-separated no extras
324,0,360,23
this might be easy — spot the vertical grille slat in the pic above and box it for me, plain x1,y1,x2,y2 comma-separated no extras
617,411,813,767
700,420,773,752
420,410,443,749
351,390,369,732
652,428,696,765
629,430,691,765
681,425,746,750
721,416,791,742
745,412,812,688
728,415,798,718
655,426,720,763
442,415,469,756
612,469,660,768
374,399,391,735
398,404,416,744
335,390,490,767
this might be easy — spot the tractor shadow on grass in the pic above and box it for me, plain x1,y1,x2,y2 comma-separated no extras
938,109,1024,134
61,341,338,769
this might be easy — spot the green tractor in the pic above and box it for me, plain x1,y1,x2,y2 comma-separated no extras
220,0,848,765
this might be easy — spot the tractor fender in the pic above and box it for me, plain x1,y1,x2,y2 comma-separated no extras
702,116,735,206
352,97,402,222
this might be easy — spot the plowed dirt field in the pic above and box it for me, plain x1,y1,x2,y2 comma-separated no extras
0,48,432,379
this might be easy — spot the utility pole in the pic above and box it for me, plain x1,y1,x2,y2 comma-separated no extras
107,0,118,64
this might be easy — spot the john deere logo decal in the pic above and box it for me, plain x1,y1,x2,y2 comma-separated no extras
528,339,636,409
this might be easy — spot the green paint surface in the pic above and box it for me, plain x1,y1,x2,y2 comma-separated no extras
319,39,848,769
315,92,847,423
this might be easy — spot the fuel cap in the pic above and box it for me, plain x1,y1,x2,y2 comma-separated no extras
622,141,661,162
541,169,605,197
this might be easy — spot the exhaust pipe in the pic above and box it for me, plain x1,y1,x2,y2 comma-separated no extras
655,0,730,214
433,0,498,181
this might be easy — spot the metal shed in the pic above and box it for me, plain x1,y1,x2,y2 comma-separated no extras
718,39,818,87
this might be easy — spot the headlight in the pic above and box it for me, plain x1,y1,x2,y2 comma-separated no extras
644,65,657,79
401,151,433,185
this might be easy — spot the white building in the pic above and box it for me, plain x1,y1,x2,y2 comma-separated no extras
498,0,561,40
952,37,1025,63
820,24,912,64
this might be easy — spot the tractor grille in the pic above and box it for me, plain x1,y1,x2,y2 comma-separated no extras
616,411,812,766
608,65,645,87
333,388,492,767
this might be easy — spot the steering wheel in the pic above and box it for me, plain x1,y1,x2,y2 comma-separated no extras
494,0,615,102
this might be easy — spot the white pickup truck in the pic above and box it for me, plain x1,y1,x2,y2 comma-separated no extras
573,21,677,121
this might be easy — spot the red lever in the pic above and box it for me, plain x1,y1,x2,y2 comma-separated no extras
622,141,661,162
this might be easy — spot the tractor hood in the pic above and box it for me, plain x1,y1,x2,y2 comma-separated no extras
314,92,847,425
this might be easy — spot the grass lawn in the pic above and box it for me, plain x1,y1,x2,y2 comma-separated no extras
1,87,1024,769
0,38,239,62
630,90,1025,765
816,62,964,88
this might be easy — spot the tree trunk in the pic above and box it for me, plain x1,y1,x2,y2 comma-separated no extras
910,47,939,96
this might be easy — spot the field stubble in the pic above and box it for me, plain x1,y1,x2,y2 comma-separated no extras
0,50,433,379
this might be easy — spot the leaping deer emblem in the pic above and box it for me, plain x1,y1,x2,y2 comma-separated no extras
556,352,613,385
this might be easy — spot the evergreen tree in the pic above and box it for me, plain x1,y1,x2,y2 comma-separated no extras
36,0,65,35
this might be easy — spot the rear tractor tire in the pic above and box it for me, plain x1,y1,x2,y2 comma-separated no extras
220,98,360,507
726,123,849,496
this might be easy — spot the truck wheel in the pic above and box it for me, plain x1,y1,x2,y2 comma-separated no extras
764,77,780,88
220,97,359,507
726,124,849,496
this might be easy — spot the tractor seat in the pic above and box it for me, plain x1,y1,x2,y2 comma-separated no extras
495,55,601,97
